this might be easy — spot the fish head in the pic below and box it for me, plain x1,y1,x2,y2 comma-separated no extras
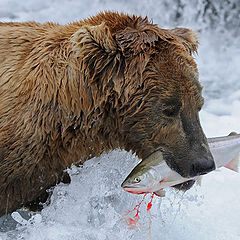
121,164,161,194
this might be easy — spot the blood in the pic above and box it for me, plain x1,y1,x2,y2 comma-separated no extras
147,193,154,211
128,210,140,229
123,192,164,239
146,193,154,240
124,193,147,229
126,190,147,194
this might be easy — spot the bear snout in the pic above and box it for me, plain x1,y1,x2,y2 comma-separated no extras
189,155,216,177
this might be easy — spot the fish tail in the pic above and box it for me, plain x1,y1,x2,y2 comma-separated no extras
225,154,239,172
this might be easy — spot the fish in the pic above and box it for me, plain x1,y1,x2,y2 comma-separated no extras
121,132,240,196
208,132,240,170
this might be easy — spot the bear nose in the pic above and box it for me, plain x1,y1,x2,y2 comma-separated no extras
189,157,216,177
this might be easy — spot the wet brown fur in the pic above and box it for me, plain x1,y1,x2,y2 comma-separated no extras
0,11,204,216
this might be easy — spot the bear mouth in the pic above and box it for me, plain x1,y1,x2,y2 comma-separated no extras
172,180,196,191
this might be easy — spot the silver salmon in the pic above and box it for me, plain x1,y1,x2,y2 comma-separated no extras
121,133,240,196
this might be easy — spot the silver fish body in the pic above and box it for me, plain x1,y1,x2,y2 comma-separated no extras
122,133,240,195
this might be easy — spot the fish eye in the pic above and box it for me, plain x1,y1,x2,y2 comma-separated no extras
133,176,142,183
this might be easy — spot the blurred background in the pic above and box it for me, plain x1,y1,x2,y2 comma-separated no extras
0,1,240,239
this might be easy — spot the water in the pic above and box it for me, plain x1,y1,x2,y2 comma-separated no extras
0,0,240,239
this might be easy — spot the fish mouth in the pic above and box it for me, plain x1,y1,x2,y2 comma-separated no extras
121,185,139,189
125,189,148,194
121,184,147,190
121,184,150,194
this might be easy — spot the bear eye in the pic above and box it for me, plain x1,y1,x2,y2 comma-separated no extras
162,100,182,118
162,107,180,117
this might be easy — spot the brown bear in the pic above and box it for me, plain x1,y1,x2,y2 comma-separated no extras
0,11,215,216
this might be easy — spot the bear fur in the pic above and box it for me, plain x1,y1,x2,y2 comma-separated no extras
0,11,212,216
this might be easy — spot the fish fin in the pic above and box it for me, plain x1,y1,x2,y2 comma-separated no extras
154,189,166,197
196,176,202,186
225,154,239,172
228,132,237,136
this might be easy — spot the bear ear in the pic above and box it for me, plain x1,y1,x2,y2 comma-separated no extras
115,25,159,57
114,22,160,88
71,22,117,55
170,28,199,55
71,22,120,85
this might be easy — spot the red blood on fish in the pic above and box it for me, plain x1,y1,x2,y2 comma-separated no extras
126,190,147,194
